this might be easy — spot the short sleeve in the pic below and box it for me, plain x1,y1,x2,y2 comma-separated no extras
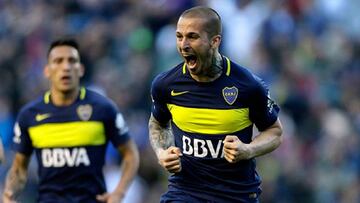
12,113,33,155
248,77,280,131
104,103,130,147
150,75,171,125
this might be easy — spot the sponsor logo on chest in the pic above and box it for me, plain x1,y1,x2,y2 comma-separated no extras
41,147,90,167
182,135,224,158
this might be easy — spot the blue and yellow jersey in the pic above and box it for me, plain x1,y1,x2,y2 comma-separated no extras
151,56,279,202
13,87,130,203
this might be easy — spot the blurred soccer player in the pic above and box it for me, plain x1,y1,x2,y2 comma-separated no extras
149,6,283,202
3,38,139,203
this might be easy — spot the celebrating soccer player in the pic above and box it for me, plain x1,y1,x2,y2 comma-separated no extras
149,6,283,202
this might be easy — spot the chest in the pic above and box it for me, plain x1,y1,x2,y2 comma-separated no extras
167,79,251,109
28,103,106,148
166,79,253,135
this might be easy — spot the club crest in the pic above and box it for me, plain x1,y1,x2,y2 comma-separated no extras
77,104,92,121
222,86,238,105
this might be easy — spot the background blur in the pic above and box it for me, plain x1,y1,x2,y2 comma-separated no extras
0,0,359,202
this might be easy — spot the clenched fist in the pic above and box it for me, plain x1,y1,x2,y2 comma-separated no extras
157,146,183,173
223,135,252,163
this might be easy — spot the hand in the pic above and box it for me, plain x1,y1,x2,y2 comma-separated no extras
223,135,252,163
157,146,182,173
96,191,124,203
3,190,18,203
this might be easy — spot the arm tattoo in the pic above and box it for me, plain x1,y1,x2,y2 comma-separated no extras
4,165,27,200
148,115,174,155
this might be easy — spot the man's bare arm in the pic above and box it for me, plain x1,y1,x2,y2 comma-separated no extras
148,114,174,156
223,119,283,163
3,153,30,202
96,139,139,202
0,137,5,164
115,140,139,198
249,119,283,158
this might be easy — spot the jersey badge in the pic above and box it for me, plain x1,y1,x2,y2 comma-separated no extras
77,104,92,121
222,86,238,105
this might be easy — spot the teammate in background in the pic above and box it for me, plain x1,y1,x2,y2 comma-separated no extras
0,135,4,164
3,38,139,203
149,6,283,202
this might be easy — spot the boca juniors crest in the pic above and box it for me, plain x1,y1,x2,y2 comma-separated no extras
222,86,238,105
77,104,93,121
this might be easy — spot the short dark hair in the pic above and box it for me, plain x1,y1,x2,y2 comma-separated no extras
47,38,80,58
180,6,222,37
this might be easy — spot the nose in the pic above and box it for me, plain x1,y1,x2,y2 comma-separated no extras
62,60,72,71
179,38,190,51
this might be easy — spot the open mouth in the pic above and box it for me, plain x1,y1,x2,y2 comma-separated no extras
184,55,197,68
60,75,71,82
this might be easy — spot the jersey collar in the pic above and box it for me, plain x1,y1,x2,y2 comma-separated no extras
182,55,231,76
44,87,86,104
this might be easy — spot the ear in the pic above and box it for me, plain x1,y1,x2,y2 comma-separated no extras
44,65,50,79
211,35,221,49
79,64,85,78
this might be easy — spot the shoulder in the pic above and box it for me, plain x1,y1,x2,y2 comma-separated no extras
228,60,272,103
228,59,255,81
228,59,263,89
151,63,184,89
17,96,44,118
16,95,46,128
85,88,115,106
84,88,119,113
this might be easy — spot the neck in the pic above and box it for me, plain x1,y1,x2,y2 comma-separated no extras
50,87,79,106
191,52,223,82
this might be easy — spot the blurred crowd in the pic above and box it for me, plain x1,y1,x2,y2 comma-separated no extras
0,0,359,202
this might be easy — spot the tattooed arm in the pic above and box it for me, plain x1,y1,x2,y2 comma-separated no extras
148,114,174,156
148,114,182,173
3,153,30,203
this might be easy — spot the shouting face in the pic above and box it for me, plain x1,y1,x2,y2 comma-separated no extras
176,16,221,78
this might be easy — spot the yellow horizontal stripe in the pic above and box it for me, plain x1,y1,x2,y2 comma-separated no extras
29,121,106,148
167,104,252,134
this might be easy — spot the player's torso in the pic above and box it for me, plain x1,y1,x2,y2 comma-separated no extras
28,95,107,167
165,60,256,157
23,89,109,198
162,60,262,199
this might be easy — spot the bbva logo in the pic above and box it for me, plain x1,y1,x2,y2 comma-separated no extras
182,135,224,158
41,147,90,168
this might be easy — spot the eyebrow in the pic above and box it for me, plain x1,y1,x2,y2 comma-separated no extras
176,31,199,36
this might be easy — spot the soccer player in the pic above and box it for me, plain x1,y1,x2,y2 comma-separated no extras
149,6,283,202
3,38,139,203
